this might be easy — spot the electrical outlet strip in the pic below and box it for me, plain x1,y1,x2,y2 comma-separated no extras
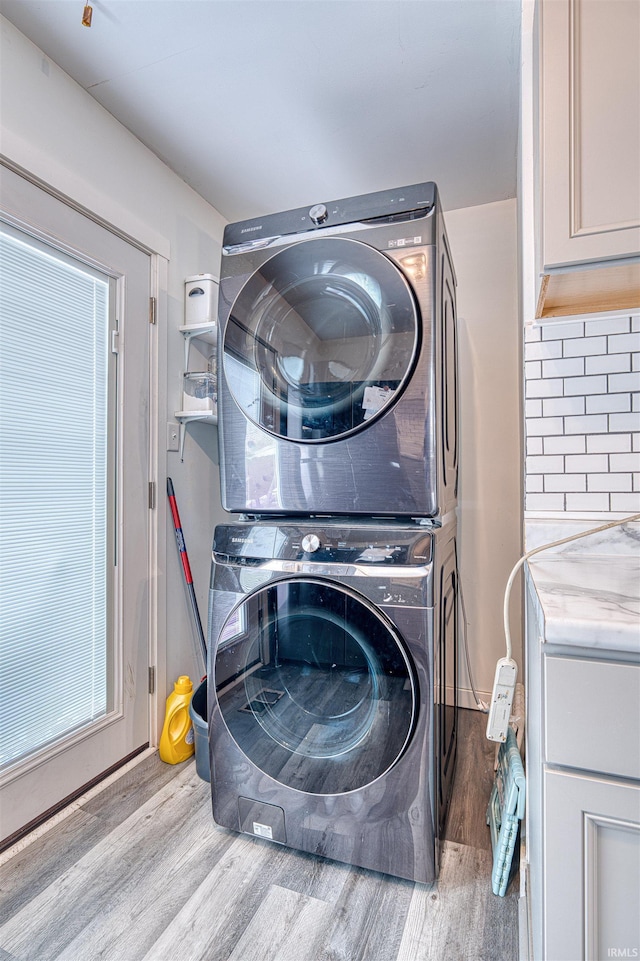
486,657,518,742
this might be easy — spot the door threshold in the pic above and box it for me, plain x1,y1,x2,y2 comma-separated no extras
0,744,152,864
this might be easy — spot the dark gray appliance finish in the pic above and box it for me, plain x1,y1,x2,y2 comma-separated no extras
207,517,458,883
217,182,458,518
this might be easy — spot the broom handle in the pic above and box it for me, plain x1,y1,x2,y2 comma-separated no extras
167,477,207,668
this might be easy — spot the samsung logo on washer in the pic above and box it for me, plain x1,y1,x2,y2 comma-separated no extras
231,536,254,544
240,226,262,234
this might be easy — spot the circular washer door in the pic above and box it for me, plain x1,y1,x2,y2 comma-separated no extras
223,237,419,442
214,578,417,795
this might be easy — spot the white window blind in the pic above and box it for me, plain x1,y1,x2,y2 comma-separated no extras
0,225,111,770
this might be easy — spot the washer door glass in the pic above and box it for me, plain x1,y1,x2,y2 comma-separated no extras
214,578,416,795
223,238,419,442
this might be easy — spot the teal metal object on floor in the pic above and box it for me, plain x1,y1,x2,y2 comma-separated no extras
486,726,526,896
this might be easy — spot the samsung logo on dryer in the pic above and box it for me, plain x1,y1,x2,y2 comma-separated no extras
231,536,254,543
240,226,263,234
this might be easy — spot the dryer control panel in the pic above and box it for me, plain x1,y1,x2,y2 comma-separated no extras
223,182,437,250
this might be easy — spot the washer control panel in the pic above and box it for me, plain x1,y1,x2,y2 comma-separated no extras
214,523,433,566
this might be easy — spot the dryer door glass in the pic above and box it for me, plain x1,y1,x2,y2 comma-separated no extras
223,238,419,442
214,578,417,794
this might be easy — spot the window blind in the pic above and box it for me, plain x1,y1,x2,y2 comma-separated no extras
0,225,110,769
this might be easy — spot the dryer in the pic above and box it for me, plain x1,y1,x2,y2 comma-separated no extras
207,516,458,882
217,182,457,518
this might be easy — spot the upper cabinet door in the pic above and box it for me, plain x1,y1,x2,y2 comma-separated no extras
540,0,640,269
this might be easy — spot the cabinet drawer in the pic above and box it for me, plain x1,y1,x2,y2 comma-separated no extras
545,656,640,779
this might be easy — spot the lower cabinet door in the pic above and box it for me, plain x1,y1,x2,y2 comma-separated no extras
544,769,640,961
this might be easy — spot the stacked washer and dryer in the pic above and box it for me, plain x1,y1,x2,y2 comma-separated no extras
207,182,459,883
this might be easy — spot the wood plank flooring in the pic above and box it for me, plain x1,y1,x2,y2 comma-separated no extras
0,709,518,961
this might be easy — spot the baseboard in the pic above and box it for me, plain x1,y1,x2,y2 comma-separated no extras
450,685,491,712
518,857,533,961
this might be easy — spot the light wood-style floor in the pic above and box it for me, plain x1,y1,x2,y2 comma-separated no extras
0,709,519,961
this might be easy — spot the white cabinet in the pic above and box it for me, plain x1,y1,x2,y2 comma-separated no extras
525,575,640,961
537,0,640,318
545,770,640,961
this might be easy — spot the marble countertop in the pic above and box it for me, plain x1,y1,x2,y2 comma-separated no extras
526,518,640,654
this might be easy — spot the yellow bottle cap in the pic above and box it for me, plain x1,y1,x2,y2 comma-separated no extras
174,675,193,694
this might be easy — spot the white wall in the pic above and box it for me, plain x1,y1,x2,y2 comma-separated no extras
0,16,229,736
1,15,523,725
447,199,523,701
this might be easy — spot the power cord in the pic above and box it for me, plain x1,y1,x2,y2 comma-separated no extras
458,575,489,713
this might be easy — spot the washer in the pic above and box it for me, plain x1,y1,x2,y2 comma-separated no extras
207,516,458,882
217,182,457,518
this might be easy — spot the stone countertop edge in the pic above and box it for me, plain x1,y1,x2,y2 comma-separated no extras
526,553,640,654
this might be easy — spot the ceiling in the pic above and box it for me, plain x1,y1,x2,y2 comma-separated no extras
0,0,522,224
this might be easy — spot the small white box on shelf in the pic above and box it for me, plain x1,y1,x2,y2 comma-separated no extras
184,274,218,326
182,371,217,412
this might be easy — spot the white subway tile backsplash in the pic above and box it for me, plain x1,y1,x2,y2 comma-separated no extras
542,321,583,340
565,454,608,473
608,332,640,354
564,414,608,434
609,412,640,433
542,357,584,378
609,452,640,472
586,353,631,375
565,492,610,511
526,454,565,474
588,473,632,492
586,393,631,414
563,374,608,396
542,396,585,417
525,340,562,362
586,434,631,453
527,417,565,436
610,492,640,512
544,474,586,493
585,317,631,337
526,493,566,511
525,315,640,515
563,336,607,357
526,377,563,398
608,371,640,393
527,437,544,455
544,435,586,455
525,324,542,342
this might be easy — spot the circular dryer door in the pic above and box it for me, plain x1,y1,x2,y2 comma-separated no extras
214,578,417,795
223,237,419,442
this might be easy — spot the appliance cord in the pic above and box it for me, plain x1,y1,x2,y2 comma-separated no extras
458,575,489,713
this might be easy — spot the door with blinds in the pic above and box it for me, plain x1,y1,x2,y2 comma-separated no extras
0,166,151,846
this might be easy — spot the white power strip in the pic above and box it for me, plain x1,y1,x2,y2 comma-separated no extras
486,657,518,742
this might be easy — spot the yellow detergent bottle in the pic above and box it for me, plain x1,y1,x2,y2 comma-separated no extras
159,675,195,764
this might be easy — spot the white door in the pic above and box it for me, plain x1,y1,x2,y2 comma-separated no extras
0,165,151,845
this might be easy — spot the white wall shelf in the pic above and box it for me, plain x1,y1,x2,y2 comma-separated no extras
174,410,218,461
175,321,218,460
178,322,217,370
